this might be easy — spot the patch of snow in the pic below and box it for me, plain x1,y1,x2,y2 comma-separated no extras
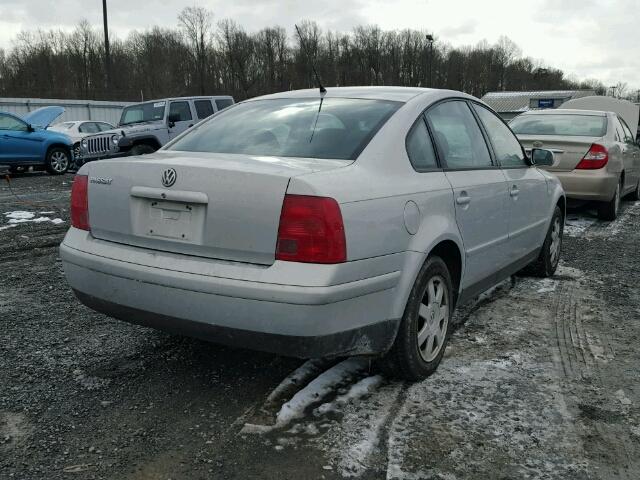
275,358,368,428
265,359,330,405
535,278,558,293
315,375,383,415
564,215,596,236
4,211,35,220
3,210,64,227
0,224,17,231
614,389,632,406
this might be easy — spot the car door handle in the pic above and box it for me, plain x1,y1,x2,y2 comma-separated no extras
456,193,471,206
510,185,520,197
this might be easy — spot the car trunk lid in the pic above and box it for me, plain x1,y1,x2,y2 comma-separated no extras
517,134,604,171
86,151,350,265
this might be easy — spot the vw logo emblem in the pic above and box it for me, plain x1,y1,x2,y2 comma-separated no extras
161,168,177,188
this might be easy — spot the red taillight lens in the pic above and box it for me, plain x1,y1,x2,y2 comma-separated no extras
275,194,346,264
70,175,90,231
576,144,609,169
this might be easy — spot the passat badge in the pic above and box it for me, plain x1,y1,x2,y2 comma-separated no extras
161,168,177,188
90,177,112,185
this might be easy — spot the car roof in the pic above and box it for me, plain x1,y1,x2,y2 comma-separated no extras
141,96,234,103
521,109,606,117
250,86,444,103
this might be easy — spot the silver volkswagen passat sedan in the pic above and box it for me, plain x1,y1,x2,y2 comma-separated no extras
60,87,565,380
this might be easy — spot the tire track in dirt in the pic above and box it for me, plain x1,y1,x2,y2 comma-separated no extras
550,269,638,480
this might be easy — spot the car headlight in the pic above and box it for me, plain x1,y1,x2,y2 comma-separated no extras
81,139,87,148
111,135,120,145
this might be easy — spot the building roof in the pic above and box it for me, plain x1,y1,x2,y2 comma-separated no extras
481,90,596,113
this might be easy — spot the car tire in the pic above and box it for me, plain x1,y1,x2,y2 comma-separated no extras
527,206,563,277
598,179,621,220
45,147,70,175
380,255,453,381
130,144,156,156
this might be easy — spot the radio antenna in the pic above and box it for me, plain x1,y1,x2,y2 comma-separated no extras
295,24,326,95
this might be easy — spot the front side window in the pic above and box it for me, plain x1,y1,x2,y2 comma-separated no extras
426,100,492,169
510,114,607,137
79,122,99,134
169,101,192,122
120,101,166,126
473,104,527,167
194,100,214,120
96,122,113,131
406,116,438,171
0,114,27,131
168,98,401,161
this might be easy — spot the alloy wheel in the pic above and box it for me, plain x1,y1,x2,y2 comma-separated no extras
549,216,562,267
50,151,69,173
417,275,449,362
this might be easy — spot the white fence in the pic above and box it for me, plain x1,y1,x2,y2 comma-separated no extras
0,97,133,125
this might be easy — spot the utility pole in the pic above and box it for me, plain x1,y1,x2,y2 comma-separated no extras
426,34,434,88
102,0,111,95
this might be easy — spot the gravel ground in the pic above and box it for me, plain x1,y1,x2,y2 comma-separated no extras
1,172,639,480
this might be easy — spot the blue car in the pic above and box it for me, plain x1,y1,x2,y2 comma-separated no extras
0,106,73,175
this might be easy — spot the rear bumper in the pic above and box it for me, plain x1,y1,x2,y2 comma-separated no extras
60,230,403,358
551,169,618,202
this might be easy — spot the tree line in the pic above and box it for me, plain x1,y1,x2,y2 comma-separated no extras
0,6,613,103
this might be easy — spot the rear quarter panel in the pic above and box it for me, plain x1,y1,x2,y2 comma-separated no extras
288,91,466,318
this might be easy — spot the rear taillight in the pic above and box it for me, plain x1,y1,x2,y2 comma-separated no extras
576,144,609,169
275,194,346,264
70,175,90,231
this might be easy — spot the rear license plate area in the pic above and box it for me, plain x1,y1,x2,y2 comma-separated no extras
133,198,206,242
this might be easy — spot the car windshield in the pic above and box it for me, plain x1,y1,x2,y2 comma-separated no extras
119,101,166,126
167,97,401,160
510,114,607,137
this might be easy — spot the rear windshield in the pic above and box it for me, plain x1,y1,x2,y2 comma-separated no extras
120,101,166,126
167,98,401,160
510,114,607,137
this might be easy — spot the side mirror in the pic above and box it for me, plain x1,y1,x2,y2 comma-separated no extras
27,124,35,132
167,113,179,128
531,148,554,166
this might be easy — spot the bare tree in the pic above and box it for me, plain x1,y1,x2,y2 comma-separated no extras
178,6,214,95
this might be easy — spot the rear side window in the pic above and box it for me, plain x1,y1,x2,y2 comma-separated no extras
194,100,214,119
169,101,192,121
215,99,233,111
168,97,401,161
618,117,635,143
426,100,493,169
472,104,527,168
612,116,626,142
406,117,438,171
510,114,607,137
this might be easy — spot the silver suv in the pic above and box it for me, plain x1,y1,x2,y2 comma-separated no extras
79,96,234,162
61,87,565,381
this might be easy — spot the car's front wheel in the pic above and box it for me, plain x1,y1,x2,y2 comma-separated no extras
45,147,70,175
381,255,453,381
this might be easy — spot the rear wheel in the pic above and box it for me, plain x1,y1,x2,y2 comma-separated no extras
45,147,70,175
598,179,621,220
527,206,563,277
130,143,156,156
381,256,453,381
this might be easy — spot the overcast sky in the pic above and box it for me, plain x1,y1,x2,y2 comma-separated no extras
0,0,637,92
